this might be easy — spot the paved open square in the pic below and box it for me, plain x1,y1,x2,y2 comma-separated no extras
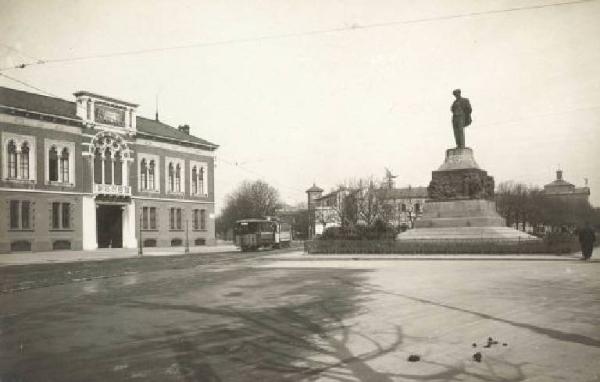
1,251,599,381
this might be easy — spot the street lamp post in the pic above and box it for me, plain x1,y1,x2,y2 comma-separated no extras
138,212,143,256
185,219,190,254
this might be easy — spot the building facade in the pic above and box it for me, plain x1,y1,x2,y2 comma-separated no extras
306,183,428,236
543,169,590,202
378,186,428,230
0,86,218,253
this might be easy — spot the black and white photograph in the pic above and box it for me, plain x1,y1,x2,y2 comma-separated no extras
1,0,599,381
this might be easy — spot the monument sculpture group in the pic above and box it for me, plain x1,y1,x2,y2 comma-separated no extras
397,89,538,242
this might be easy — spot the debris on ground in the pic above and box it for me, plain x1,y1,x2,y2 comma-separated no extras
473,352,482,362
407,354,421,362
477,336,504,348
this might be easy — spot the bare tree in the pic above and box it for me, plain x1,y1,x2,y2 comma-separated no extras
357,180,386,227
216,180,282,235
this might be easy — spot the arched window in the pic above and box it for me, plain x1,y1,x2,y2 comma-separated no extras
401,203,407,212
140,159,147,190
20,143,29,179
199,167,204,195
60,148,69,183
191,166,197,194
49,146,59,181
94,148,103,184
114,151,122,185
103,148,112,184
7,140,17,179
175,164,181,192
168,163,174,192
148,160,155,190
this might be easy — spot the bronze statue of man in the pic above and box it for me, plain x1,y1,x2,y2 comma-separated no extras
450,89,472,148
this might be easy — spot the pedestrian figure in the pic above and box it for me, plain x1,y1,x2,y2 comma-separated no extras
577,222,596,260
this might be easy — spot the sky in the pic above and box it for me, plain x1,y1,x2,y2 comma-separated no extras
1,0,599,210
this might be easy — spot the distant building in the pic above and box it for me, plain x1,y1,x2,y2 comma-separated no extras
543,169,590,202
309,186,352,236
306,183,428,236
378,186,428,230
306,184,324,238
0,86,218,253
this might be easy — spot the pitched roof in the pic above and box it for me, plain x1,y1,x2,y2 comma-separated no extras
379,186,428,199
306,184,324,193
136,116,217,149
0,86,218,149
0,86,79,119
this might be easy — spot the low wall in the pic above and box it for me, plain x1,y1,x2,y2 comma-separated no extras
304,238,580,255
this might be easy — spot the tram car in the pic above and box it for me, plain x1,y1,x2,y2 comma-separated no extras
234,218,292,251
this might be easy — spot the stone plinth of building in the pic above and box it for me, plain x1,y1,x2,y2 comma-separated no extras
397,147,539,244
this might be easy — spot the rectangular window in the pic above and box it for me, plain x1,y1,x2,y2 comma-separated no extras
176,208,182,230
51,202,71,229
21,201,30,229
62,203,70,228
170,208,175,230
10,200,19,229
200,209,206,230
193,209,199,230
52,202,60,229
142,207,149,230
149,207,157,230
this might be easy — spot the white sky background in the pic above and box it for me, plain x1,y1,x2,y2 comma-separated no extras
1,0,599,211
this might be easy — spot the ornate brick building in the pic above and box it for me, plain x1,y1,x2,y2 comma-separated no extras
0,86,218,252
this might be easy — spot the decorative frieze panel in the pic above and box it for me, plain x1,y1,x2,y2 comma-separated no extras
93,183,131,196
428,169,495,200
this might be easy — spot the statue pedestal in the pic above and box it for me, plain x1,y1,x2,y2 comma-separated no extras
429,147,495,200
397,147,539,243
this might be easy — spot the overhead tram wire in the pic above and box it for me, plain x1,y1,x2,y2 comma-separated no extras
217,156,307,195
0,0,595,72
0,42,45,64
0,73,62,98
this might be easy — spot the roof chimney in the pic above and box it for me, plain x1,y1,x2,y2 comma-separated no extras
178,124,190,135
556,169,563,181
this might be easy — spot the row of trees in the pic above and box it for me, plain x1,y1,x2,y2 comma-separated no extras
216,178,599,240
216,178,399,240
495,181,599,232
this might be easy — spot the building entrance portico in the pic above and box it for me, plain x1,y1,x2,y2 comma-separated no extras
81,129,137,250
96,204,123,248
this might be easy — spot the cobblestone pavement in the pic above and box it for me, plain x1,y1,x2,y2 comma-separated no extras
1,253,599,381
